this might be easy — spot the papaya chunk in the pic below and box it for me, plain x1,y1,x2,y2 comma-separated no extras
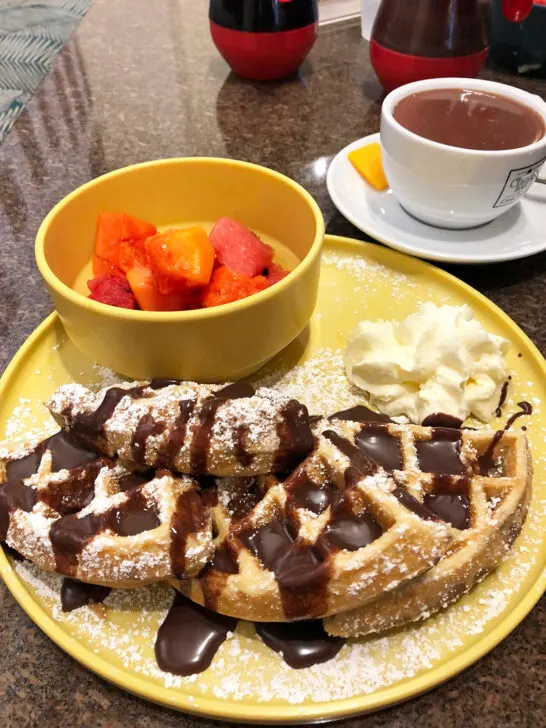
146,227,215,288
118,238,147,273
92,254,124,279
94,212,156,268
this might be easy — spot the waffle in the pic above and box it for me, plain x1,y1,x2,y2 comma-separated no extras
2,393,532,632
175,420,456,621
324,425,532,637
48,380,314,477
0,431,213,587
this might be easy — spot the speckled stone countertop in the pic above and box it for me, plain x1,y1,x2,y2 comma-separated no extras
0,1,544,726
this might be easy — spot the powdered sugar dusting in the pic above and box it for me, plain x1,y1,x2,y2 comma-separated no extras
11,495,543,705
3,398,57,441
321,249,417,289
255,348,363,417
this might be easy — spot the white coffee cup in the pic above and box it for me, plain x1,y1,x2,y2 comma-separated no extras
380,78,546,229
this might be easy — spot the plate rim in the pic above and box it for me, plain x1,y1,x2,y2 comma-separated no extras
327,134,546,265
1,235,545,723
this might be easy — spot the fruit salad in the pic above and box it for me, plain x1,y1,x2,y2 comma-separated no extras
87,213,290,311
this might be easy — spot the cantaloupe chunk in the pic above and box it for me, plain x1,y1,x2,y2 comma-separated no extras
126,265,190,311
348,142,388,191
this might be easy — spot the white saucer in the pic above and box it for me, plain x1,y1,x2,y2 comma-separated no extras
327,133,546,264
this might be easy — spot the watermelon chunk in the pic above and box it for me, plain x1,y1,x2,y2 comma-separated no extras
202,266,269,308
266,262,290,285
209,218,274,278
88,275,137,309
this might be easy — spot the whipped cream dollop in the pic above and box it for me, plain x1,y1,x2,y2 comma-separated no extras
344,303,510,424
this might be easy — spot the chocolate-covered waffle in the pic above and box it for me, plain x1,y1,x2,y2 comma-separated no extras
175,422,454,621
0,431,212,587
324,420,532,637
48,380,314,477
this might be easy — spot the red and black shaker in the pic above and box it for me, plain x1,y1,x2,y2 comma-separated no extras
210,0,318,81
370,0,534,92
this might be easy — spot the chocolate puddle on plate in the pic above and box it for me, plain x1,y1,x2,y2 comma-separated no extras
61,577,111,612
155,589,346,675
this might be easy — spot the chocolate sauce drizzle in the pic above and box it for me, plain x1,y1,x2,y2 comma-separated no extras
322,430,379,477
478,401,532,475
392,486,438,522
328,405,391,424
0,430,101,542
61,577,111,612
234,424,253,467
169,488,209,579
273,400,315,472
188,382,255,475
240,518,330,620
421,413,463,429
117,469,156,492
355,425,403,472
320,490,383,551
209,544,239,574
323,423,473,532
423,477,471,530
494,379,511,418
3,384,534,678
6,430,98,482
66,381,313,478
286,469,337,515
0,480,37,541
415,428,465,475
234,429,386,620
156,400,195,469
220,477,262,520
69,385,147,447
49,486,160,575
149,378,181,390
131,415,166,465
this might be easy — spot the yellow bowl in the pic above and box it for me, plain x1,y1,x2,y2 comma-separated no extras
35,158,324,381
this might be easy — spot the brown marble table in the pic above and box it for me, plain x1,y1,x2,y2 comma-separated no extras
0,1,544,726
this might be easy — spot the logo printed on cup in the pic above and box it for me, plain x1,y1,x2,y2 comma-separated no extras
494,157,546,208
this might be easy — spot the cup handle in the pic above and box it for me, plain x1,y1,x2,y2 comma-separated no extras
530,96,546,185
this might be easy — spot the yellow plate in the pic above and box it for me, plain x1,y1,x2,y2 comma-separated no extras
1,236,545,724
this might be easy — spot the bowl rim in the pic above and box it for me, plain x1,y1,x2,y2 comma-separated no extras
35,157,325,321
